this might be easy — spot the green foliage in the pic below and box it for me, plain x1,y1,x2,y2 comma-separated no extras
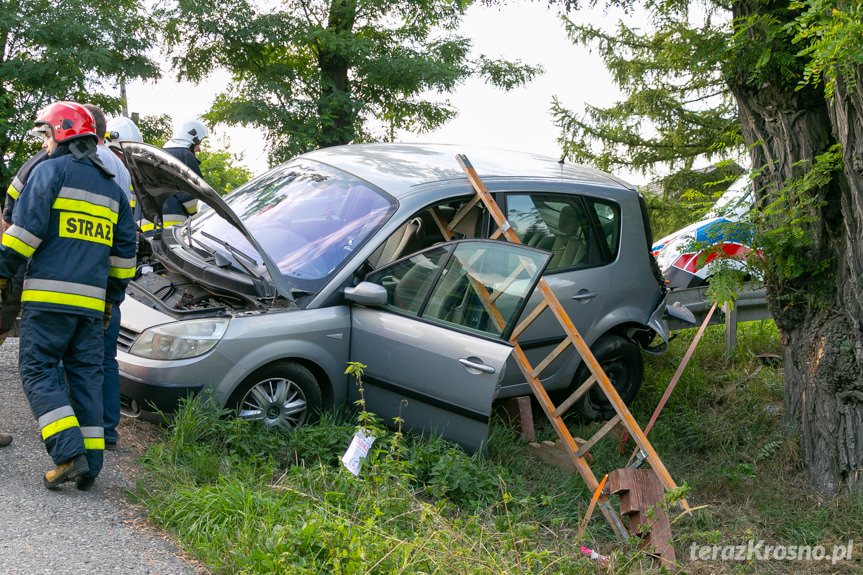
197,140,254,196
643,193,689,242
727,2,807,91
158,0,542,164
638,321,863,563
553,2,745,198
137,395,604,574
790,0,863,99
559,1,853,311
136,114,173,147
749,146,841,294
0,0,159,191
677,144,843,306
134,320,863,573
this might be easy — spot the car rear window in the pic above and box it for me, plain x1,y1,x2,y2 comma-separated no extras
504,193,620,271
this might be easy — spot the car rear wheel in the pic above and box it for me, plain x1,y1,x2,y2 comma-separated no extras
229,361,322,430
574,335,644,422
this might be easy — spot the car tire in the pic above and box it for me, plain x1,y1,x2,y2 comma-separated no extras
229,361,323,430
573,335,644,422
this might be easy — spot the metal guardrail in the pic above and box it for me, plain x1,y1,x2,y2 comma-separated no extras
666,281,771,332
665,281,772,353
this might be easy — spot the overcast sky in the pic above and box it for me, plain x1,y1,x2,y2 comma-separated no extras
125,2,645,183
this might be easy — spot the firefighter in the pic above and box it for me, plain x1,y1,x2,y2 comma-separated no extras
0,104,126,346
100,114,145,452
135,119,208,231
105,116,143,228
1,147,49,346
0,101,136,490
162,119,208,221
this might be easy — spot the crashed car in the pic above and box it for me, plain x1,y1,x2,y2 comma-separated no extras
652,177,756,290
117,142,679,451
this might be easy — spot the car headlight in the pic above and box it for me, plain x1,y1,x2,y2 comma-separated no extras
129,318,230,360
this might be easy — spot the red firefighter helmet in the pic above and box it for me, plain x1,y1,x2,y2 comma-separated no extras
33,101,97,143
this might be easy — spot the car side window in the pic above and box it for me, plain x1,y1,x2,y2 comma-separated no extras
368,197,485,269
368,245,451,315
586,198,621,259
506,194,601,271
365,241,549,339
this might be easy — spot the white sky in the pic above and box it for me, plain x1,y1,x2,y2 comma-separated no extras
125,2,647,184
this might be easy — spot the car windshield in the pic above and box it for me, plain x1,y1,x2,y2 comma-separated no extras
188,160,396,292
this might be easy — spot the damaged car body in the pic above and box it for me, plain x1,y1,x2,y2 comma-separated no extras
117,142,679,451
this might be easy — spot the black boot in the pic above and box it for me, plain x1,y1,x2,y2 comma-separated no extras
75,476,96,491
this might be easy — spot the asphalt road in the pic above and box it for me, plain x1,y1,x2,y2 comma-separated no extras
0,337,203,575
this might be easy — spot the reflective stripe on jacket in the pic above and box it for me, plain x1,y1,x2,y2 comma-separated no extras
3,150,49,224
0,153,137,316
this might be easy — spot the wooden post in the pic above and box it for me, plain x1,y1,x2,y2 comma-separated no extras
723,301,738,355
501,396,535,442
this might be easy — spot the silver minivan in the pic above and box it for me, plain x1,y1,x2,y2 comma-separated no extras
117,142,677,451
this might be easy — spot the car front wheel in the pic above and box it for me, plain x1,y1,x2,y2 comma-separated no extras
229,361,323,430
574,335,644,422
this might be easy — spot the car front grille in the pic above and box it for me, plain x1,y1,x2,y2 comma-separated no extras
117,325,141,352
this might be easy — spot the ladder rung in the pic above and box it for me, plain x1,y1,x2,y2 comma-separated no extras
510,299,548,341
446,195,482,234
454,153,686,537
576,415,621,459
553,374,596,418
531,337,573,379
490,263,530,304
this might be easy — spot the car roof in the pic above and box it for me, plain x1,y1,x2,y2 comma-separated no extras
299,143,636,199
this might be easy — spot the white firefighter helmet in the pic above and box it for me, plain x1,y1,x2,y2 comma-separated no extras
105,117,143,143
167,119,209,148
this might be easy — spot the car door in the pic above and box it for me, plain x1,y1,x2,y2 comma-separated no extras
347,239,551,454
498,192,617,392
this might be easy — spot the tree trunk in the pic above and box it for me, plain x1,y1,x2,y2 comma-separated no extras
317,0,357,148
731,58,863,498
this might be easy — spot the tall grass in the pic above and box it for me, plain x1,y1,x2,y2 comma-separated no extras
137,397,644,574
135,321,863,574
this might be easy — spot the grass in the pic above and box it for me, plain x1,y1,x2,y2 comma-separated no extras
133,320,863,574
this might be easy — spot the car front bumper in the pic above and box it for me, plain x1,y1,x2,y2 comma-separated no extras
119,370,204,417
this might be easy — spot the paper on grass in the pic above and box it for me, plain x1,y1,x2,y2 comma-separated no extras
341,429,375,476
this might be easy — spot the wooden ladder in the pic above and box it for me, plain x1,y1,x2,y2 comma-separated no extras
447,154,689,539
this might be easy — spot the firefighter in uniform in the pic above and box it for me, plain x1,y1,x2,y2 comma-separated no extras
134,119,207,231
1,149,49,345
0,101,136,490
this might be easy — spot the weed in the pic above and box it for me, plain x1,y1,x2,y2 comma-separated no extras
134,320,863,574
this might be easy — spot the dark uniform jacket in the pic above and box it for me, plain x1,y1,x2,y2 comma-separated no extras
4,150,49,224
0,151,136,318
133,145,200,230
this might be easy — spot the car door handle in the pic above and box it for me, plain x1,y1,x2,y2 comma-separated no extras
458,358,496,374
571,290,598,301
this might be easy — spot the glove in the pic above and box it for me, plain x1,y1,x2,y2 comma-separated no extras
103,303,112,330
0,279,7,290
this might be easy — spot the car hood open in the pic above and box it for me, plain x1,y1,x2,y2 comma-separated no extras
119,142,295,301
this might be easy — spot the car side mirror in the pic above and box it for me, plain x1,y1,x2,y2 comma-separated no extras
344,282,388,306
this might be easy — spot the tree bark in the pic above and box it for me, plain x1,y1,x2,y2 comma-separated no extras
317,0,357,148
730,53,863,497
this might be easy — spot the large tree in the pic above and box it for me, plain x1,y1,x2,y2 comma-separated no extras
0,0,160,192
159,0,542,164
556,0,863,497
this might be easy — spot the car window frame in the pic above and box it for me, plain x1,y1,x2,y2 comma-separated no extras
363,238,552,341
499,191,622,273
